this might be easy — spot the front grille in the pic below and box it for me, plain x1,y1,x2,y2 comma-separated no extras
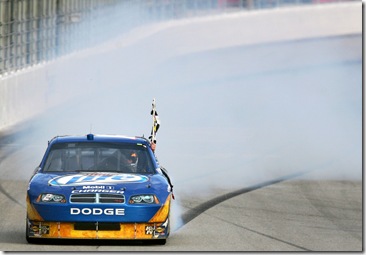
70,194,96,203
70,193,125,203
99,194,125,203
74,222,121,231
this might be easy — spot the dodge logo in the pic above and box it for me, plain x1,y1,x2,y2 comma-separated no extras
70,208,125,216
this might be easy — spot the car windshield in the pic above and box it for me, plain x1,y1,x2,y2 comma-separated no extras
43,142,154,174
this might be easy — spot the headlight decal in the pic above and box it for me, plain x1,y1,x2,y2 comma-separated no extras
37,193,66,203
129,194,159,204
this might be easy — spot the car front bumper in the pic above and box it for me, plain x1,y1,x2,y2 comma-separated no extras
26,218,169,240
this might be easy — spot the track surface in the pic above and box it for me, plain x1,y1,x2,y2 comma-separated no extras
0,33,362,251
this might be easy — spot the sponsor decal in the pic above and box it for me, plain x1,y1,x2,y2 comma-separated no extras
70,208,125,216
81,185,113,190
29,222,50,237
145,220,168,237
71,185,123,194
49,173,148,186
145,226,154,235
71,189,124,194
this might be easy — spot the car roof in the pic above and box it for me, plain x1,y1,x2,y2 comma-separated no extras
48,134,150,146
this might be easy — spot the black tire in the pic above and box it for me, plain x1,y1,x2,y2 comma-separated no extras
155,239,166,245
26,235,36,244
25,219,31,243
26,228,37,244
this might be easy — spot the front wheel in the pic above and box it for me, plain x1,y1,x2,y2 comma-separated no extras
155,239,166,245
25,219,31,243
144,239,166,245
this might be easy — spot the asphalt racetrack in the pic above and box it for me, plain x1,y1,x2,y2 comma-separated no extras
0,32,362,251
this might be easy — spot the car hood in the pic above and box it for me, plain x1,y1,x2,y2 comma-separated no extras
29,172,169,197
27,172,171,223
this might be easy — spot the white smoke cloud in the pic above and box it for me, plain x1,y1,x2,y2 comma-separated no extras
5,6,361,202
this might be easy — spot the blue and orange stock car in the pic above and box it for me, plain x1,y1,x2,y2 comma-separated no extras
26,134,173,244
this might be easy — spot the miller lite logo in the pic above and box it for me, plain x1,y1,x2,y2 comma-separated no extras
48,173,148,186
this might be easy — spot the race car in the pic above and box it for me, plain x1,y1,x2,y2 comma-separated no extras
26,134,173,244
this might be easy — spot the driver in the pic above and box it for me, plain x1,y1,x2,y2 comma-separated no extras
127,152,138,165
125,151,138,172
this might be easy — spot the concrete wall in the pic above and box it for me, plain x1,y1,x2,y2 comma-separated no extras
0,2,361,131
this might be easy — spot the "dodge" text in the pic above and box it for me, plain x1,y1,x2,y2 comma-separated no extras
70,208,125,216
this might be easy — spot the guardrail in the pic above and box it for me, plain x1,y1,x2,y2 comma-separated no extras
0,0,355,76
